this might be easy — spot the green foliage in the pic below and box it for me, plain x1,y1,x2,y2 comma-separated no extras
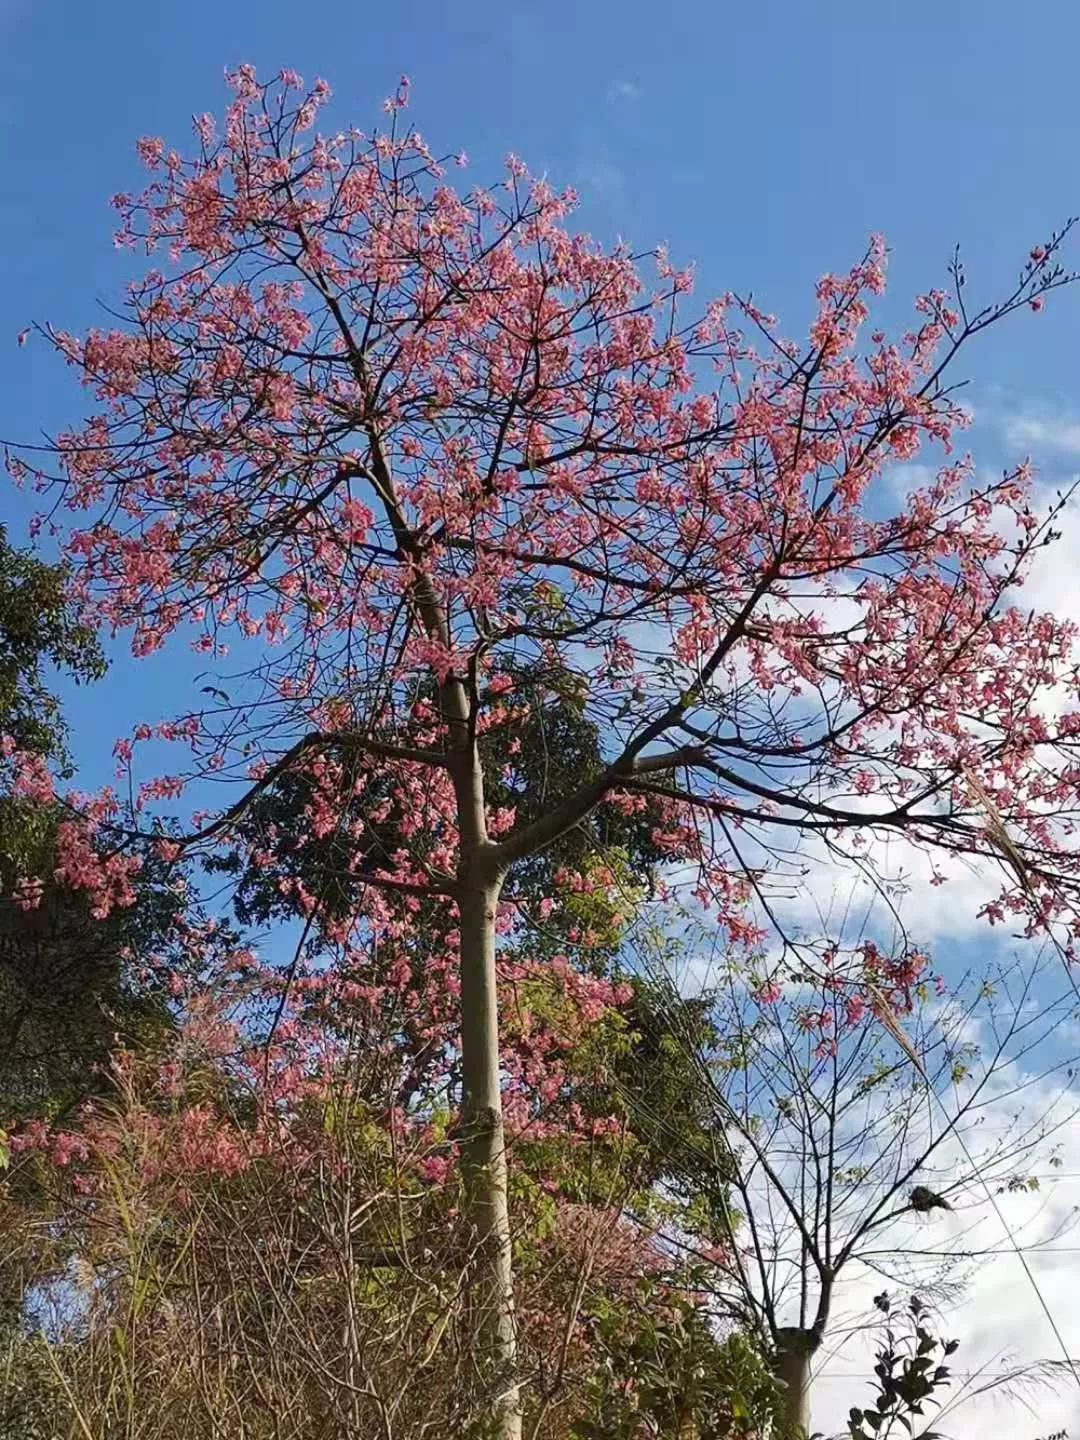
0,839,189,1123
0,533,188,1123
610,973,737,1202
574,1282,789,1439
843,1295,956,1440
0,526,104,768
206,661,675,959
505,965,743,1249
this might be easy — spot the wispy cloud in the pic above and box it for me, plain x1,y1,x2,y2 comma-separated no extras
1005,411,1080,457
883,461,938,501
575,156,626,202
606,79,641,103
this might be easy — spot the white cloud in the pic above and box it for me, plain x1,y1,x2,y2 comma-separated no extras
883,461,938,502
1005,411,1080,458
675,971,1080,1439
606,79,641,103
769,830,1003,952
1014,483,1080,636
811,1067,1080,1439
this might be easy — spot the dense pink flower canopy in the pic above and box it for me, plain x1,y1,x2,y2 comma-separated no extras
7,62,1080,970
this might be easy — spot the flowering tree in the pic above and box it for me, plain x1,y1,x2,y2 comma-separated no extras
9,65,1080,1436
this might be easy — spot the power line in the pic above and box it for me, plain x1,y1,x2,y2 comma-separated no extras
903,1020,1080,1398
872,1245,1080,1255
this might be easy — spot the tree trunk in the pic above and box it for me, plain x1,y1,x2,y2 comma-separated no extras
773,1327,818,1437
364,439,521,1434
458,877,521,1440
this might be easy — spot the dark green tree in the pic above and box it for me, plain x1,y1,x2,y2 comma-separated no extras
0,529,187,1123
0,525,105,767
207,661,672,954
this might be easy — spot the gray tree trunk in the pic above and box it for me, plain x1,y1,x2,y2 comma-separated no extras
458,874,521,1439
774,1327,819,1437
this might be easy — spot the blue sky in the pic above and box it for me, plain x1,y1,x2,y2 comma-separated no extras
3,0,1080,415
4,4,1080,1429
3,0,1080,780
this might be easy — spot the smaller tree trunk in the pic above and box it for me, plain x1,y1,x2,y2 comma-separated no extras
773,1327,820,1437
